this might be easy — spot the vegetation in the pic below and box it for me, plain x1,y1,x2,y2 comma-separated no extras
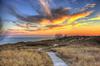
0,49,53,66
0,36,99,66
54,46,100,66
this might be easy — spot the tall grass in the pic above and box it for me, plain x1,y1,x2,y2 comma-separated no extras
55,46,100,66
0,49,53,66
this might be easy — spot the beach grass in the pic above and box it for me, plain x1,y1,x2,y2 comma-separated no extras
55,46,100,66
0,49,53,66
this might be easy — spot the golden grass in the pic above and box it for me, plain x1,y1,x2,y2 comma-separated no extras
55,46,100,66
0,49,53,66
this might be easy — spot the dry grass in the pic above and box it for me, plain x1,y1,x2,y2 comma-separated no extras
0,49,53,66
55,46,100,66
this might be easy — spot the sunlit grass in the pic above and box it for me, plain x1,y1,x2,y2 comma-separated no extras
55,46,100,66
0,49,53,66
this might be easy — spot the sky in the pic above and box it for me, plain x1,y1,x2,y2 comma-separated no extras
1,0,100,36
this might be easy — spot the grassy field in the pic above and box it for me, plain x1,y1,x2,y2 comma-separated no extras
0,36,99,66
54,46,100,66
0,49,53,66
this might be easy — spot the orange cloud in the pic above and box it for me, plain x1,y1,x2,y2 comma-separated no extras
40,11,93,26
6,11,100,36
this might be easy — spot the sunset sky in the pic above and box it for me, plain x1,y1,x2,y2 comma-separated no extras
2,0,100,36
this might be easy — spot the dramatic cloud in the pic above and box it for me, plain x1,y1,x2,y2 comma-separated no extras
3,0,100,36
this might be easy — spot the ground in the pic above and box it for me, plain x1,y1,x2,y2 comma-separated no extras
0,48,53,66
0,36,100,66
54,46,100,66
